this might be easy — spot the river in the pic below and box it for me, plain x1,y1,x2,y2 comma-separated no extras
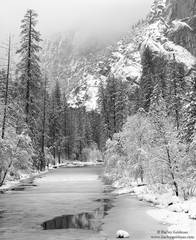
0,166,166,240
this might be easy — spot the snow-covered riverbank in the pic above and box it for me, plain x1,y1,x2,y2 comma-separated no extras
0,161,103,193
111,179,196,238
1,165,181,240
0,170,48,193
52,161,103,168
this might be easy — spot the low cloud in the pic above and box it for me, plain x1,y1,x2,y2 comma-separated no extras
0,0,153,42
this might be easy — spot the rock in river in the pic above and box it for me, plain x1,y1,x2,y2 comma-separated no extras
116,230,130,238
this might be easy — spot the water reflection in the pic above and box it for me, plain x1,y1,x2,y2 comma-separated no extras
0,210,5,218
42,198,114,231
95,198,114,216
10,179,37,191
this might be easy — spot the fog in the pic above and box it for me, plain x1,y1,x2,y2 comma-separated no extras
0,0,153,43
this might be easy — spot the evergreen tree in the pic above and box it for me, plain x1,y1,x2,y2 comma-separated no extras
48,80,62,162
16,9,42,127
0,70,25,138
98,79,110,139
115,78,129,132
98,75,128,140
140,47,154,111
88,110,106,150
182,72,196,143
0,70,7,101
61,93,70,159
39,74,49,170
166,57,185,130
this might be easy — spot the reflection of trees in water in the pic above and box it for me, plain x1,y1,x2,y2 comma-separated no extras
42,198,113,231
42,212,100,231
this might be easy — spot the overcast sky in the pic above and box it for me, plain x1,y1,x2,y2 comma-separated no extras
0,0,153,43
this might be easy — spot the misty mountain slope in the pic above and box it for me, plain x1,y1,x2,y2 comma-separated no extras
41,31,114,93
43,0,196,111
66,24,146,111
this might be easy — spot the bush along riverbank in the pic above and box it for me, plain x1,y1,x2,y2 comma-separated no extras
104,175,196,237
103,110,196,237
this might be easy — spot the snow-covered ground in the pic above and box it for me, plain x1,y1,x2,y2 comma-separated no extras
102,194,167,240
0,170,48,193
111,179,196,238
50,160,103,169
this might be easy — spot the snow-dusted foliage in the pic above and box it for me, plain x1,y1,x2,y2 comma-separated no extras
104,104,196,198
109,41,142,83
148,0,167,23
68,74,102,111
140,23,196,73
104,111,153,184
170,20,193,33
149,99,195,197
80,143,102,162
65,0,196,113
0,129,34,186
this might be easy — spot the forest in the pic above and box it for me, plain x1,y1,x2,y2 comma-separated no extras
0,10,106,187
1,1,196,239
0,3,196,202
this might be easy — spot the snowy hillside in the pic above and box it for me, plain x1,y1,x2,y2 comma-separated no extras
63,0,196,111
41,31,113,93
41,0,196,112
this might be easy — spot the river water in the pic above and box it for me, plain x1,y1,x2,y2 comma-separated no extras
0,166,166,240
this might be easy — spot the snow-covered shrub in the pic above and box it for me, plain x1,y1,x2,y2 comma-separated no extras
104,137,128,182
184,138,196,198
104,100,196,198
80,143,103,162
0,129,34,186
104,110,153,184
149,99,195,197
44,147,55,167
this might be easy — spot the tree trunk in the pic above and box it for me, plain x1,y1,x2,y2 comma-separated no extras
53,147,56,160
40,74,47,171
166,146,179,196
2,36,11,139
58,146,61,164
26,10,32,123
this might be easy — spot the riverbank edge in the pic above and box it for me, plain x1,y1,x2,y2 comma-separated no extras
0,170,48,193
109,180,196,238
0,161,103,193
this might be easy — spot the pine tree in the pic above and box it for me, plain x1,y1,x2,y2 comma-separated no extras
107,75,118,137
69,108,80,159
61,93,69,159
16,9,42,127
39,74,48,170
115,79,129,132
182,72,196,143
0,70,7,99
140,47,154,111
98,75,128,140
48,80,62,162
0,64,25,139
98,79,110,139
88,110,106,150
166,56,185,130
1,37,11,139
